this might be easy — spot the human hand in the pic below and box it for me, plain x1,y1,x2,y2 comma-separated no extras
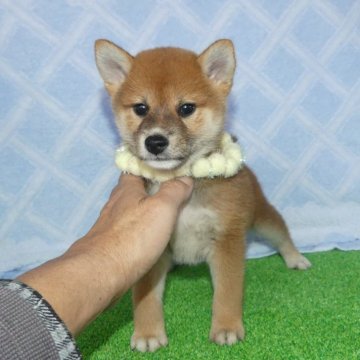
70,174,193,296
18,174,193,335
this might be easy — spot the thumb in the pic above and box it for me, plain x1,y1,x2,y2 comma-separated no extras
154,177,194,208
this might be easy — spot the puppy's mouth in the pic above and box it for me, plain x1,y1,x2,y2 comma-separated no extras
141,157,186,170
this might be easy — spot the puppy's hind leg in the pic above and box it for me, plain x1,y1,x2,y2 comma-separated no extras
253,200,311,270
131,252,171,352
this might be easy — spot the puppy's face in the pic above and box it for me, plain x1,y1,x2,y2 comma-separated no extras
95,40,236,170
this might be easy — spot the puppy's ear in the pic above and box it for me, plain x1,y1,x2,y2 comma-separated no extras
198,39,236,93
95,39,133,96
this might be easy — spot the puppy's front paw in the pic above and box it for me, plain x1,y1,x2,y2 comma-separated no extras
210,322,245,346
131,333,168,352
285,253,312,270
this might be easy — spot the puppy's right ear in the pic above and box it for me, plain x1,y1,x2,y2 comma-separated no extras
95,40,133,96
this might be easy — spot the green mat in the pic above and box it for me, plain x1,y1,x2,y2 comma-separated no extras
77,250,360,359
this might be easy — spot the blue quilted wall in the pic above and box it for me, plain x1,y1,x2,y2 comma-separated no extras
0,0,359,278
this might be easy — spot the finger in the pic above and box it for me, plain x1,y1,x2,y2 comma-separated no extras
154,177,194,208
109,173,146,201
119,173,145,188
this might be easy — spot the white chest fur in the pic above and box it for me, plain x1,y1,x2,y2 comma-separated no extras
148,182,220,265
170,204,220,265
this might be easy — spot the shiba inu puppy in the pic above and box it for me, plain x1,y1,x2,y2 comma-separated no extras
95,39,311,352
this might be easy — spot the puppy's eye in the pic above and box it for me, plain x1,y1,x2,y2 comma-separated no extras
133,103,149,117
178,103,196,118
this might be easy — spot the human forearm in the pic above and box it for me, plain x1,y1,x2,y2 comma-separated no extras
17,243,123,335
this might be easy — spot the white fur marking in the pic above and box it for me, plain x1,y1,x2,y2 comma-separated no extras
131,335,168,352
170,205,220,265
213,331,239,346
145,159,182,170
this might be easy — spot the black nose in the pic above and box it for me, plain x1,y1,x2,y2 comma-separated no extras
145,135,169,155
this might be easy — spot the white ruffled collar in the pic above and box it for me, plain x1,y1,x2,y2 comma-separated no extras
115,132,245,182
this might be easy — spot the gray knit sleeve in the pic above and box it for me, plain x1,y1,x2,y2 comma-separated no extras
0,279,81,359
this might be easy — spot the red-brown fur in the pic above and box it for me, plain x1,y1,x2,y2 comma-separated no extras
95,39,311,352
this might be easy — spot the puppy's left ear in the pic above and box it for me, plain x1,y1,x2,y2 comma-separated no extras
198,39,236,93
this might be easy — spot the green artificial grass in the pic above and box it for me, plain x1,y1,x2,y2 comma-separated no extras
77,250,360,359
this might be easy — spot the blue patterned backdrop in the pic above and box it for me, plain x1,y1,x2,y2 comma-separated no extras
0,0,359,277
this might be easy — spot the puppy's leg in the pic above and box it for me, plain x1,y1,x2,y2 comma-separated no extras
254,201,311,270
131,252,171,352
208,232,246,345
